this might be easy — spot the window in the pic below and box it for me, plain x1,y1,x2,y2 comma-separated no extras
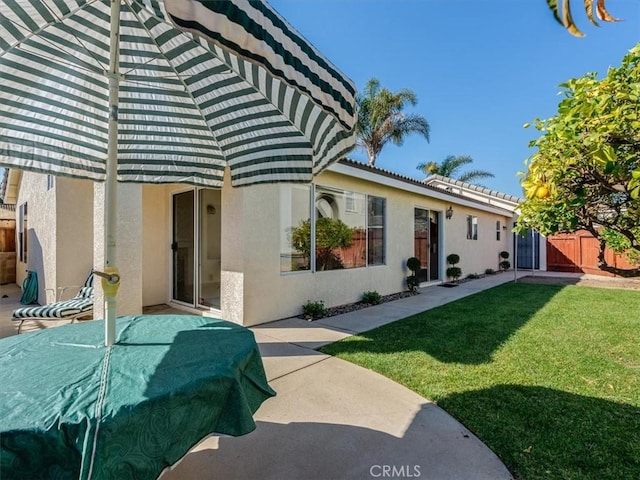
466,215,478,240
496,220,501,241
367,196,386,265
281,185,386,273
315,186,366,270
345,191,357,212
47,175,54,191
280,185,311,272
18,202,27,262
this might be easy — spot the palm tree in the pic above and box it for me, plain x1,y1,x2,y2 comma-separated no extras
417,155,494,185
356,78,430,166
548,0,619,37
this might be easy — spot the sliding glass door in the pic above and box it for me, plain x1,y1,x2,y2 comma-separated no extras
171,189,221,309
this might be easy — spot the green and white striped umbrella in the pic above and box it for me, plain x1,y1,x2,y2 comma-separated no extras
0,0,356,345
0,0,356,187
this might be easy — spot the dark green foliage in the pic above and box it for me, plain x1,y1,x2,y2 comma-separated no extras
406,257,421,273
406,256,422,292
499,260,511,271
499,251,510,259
446,266,462,282
362,291,382,305
446,253,460,265
302,300,326,320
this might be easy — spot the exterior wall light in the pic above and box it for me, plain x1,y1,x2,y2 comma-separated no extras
445,206,453,220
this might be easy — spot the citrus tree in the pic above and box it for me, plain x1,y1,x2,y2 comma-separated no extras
518,44,640,276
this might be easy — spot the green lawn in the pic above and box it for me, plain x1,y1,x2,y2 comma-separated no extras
320,283,640,480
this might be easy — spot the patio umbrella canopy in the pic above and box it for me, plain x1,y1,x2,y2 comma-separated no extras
0,0,357,344
0,0,356,186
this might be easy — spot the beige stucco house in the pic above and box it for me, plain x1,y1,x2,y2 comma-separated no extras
2,160,519,326
423,174,546,271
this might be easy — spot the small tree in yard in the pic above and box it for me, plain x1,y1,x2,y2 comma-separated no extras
291,218,354,271
519,44,640,277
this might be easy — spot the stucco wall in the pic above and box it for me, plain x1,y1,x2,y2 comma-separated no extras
443,205,512,276
142,184,169,306
56,178,94,294
15,172,56,304
136,169,513,328
232,170,513,326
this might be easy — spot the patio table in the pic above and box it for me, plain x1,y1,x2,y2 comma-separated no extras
0,315,275,479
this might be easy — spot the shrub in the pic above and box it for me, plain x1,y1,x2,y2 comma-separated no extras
302,300,326,320
446,266,462,282
499,250,510,259
466,273,480,280
485,268,496,275
499,260,511,271
446,253,460,265
362,291,382,305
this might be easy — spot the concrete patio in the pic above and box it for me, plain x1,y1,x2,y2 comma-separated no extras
0,273,537,479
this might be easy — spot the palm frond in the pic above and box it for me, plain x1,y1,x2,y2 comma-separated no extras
416,161,439,175
547,0,620,36
458,170,496,183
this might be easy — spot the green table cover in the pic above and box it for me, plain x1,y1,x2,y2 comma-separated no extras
0,315,275,479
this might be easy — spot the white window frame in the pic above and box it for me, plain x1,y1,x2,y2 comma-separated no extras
467,215,478,240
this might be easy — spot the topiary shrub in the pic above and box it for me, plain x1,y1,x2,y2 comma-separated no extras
446,253,462,282
499,250,510,259
499,260,511,271
446,266,462,282
446,253,460,266
406,257,421,292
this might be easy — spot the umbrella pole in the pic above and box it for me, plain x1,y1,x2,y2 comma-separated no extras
514,228,518,282
104,0,122,347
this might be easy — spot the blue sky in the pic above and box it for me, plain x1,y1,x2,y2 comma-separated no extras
2,2,637,198
271,0,640,197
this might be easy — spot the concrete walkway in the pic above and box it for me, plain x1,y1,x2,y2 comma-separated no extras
161,273,528,480
0,274,528,479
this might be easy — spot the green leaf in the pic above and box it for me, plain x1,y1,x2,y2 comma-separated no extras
604,161,615,175
592,145,617,164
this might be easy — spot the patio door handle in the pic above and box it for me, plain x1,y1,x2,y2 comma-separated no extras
171,242,178,251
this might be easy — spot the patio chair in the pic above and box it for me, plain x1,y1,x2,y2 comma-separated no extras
12,272,94,334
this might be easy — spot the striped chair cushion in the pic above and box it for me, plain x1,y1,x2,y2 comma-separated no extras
77,287,94,299
12,273,94,320
12,297,92,319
